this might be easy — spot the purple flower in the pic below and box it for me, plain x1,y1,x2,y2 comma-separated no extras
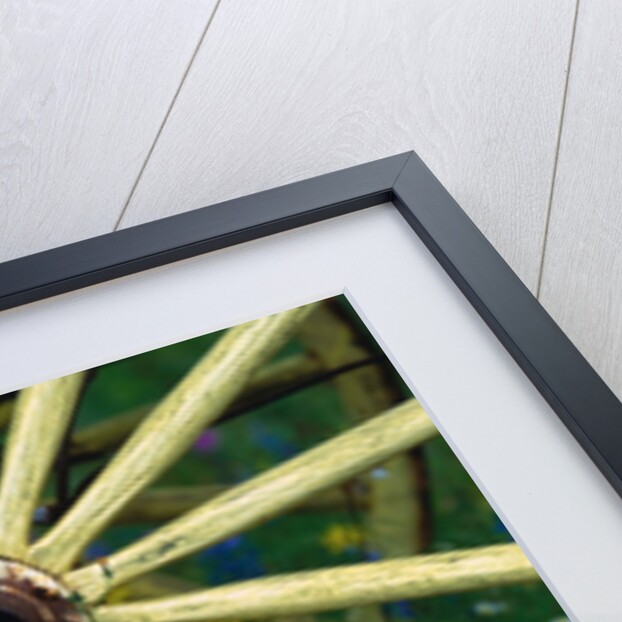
194,429,220,453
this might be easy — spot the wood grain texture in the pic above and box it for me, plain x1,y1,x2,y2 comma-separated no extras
64,399,436,602
68,353,322,460
538,1,622,400
0,0,217,261
91,544,538,622
29,304,315,574
0,373,86,558
108,484,359,525
119,0,576,289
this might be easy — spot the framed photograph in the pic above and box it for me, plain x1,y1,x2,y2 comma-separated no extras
0,152,619,622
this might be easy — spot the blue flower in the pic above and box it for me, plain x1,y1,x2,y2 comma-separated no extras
199,535,265,583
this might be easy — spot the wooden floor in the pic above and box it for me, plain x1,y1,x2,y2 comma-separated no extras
2,1,620,399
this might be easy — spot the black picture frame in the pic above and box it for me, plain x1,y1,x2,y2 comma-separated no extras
1,150,621,500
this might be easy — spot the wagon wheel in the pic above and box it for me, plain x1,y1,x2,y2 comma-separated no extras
60,299,429,615
0,303,538,622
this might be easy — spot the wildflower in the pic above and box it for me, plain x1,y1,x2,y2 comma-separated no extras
194,429,220,453
321,524,364,554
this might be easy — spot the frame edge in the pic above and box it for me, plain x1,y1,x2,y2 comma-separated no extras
0,152,411,311
393,151,622,499
1,149,621,503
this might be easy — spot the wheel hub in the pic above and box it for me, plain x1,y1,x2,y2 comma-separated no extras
0,558,89,622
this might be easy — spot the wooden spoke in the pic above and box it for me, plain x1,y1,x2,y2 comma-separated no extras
0,373,86,558
108,574,291,622
106,572,201,603
36,484,354,526
69,403,152,460
106,573,243,622
108,484,362,525
91,544,538,622
106,485,229,525
233,351,323,405
69,353,323,461
65,399,437,602
29,305,315,574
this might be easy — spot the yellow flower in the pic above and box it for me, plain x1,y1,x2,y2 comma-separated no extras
321,524,364,554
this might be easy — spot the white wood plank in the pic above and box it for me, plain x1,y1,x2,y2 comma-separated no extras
119,0,576,290
0,0,218,261
538,1,622,399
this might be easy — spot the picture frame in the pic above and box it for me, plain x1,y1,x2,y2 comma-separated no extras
2,151,620,499
0,151,620,620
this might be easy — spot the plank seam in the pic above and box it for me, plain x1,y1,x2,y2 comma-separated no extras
535,0,581,298
113,0,225,231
